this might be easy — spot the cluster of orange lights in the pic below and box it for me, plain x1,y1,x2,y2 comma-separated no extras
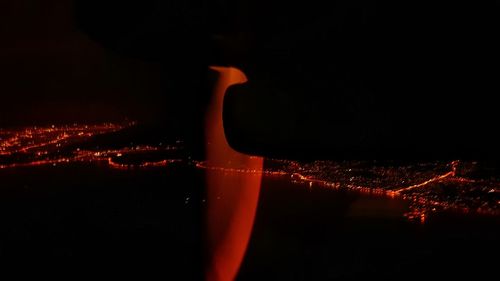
195,161,287,176
107,158,182,170
1,123,498,225
0,123,126,156
197,159,499,223
0,122,183,170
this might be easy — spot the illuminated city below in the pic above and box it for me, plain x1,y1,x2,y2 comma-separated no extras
1,123,498,223
0,122,181,169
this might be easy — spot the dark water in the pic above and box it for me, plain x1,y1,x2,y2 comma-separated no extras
240,178,500,280
0,164,498,279
0,163,204,277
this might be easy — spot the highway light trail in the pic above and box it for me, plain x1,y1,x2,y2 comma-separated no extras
394,161,458,193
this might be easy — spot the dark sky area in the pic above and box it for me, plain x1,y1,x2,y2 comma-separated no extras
2,0,500,159
0,0,166,127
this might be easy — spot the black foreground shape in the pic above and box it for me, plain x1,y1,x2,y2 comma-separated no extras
76,0,500,160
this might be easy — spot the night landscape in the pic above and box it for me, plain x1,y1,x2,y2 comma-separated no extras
1,1,499,280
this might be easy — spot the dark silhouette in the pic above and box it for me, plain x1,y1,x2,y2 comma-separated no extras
75,0,500,160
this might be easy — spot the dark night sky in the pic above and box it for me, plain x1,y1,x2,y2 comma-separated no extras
0,0,166,127
2,0,500,159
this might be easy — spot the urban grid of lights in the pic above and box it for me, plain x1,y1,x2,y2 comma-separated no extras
0,122,181,170
196,159,499,222
1,123,498,223
257,159,500,222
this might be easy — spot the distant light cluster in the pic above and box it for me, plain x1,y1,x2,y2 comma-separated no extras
1,123,498,223
193,158,499,222
0,122,183,170
0,123,125,156
261,159,500,222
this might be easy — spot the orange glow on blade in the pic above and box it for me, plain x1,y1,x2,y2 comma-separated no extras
205,67,264,281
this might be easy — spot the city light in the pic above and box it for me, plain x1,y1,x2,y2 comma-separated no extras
1,123,498,225
0,122,181,170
